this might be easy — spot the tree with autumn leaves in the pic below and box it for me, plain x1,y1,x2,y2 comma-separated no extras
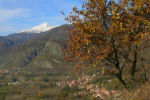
64,0,150,89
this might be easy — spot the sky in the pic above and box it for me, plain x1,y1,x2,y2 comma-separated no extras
0,0,82,36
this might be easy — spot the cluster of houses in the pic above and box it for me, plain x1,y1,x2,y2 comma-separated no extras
0,67,20,74
56,75,94,87
56,75,121,99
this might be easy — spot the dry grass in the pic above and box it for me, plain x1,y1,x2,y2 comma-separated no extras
118,82,150,100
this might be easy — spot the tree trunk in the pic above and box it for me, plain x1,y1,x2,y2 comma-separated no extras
115,72,128,89
131,51,137,81
141,58,148,82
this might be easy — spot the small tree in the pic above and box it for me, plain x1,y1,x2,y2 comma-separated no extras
64,0,150,88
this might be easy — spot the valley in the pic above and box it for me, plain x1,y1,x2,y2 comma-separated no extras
0,23,77,100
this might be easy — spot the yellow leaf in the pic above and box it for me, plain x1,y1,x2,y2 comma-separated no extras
138,40,141,45
93,64,96,67
120,22,122,30
88,50,90,53
116,13,120,16
102,68,105,74
144,33,147,36
86,42,89,45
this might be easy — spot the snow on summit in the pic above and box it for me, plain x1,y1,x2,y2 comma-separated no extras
19,22,57,33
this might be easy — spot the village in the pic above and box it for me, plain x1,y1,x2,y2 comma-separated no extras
56,74,121,99
0,66,20,74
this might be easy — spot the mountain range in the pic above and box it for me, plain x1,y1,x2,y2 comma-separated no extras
0,23,74,73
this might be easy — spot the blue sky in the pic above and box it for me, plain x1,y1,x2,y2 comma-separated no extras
0,0,82,36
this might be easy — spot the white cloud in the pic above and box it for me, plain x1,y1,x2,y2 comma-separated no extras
0,8,30,22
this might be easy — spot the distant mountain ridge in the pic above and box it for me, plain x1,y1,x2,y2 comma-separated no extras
0,22,58,55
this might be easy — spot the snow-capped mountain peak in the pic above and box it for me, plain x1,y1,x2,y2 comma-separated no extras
19,22,57,33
